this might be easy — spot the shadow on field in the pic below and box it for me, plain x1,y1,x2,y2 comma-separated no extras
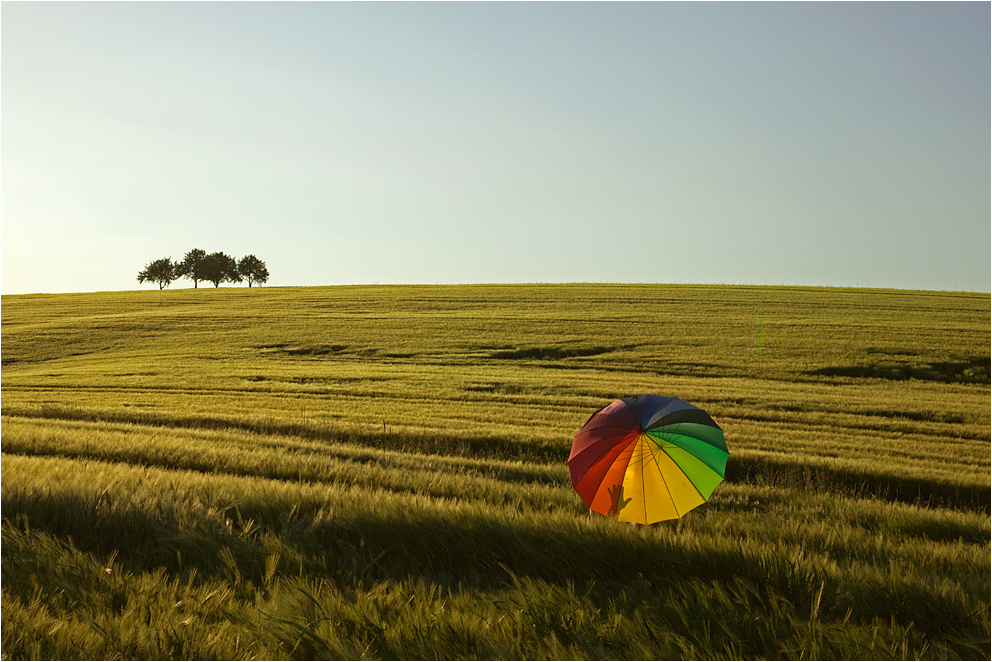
10,405,563,467
2,486,985,648
808,355,990,384
724,455,991,513
9,405,990,514
488,346,614,360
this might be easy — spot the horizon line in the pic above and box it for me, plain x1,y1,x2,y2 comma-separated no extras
2,282,989,297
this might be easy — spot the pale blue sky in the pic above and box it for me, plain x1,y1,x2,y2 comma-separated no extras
2,2,989,294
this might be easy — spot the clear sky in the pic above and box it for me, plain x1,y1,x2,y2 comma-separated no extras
2,2,989,294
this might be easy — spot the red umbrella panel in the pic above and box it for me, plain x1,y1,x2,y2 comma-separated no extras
569,395,728,524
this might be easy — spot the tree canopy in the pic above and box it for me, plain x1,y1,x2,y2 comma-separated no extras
136,258,176,290
175,249,208,288
202,252,241,288
238,255,270,287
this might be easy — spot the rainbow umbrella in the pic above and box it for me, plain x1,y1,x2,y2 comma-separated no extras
569,395,728,524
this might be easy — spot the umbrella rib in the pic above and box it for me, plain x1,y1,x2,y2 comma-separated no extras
647,427,727,476
645,444,682,519
647,441,707,517
642,440,668,519
639,436,647,524
571,430,640,479
662,445,707,514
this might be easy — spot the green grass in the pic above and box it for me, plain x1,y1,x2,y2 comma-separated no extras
2,284,989,659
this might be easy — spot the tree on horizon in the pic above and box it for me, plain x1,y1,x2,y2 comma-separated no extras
176,248,208,288
201,252,241,288
137,258,176,290
237,255,269,287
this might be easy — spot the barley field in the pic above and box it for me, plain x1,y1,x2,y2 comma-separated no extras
2,284,989,660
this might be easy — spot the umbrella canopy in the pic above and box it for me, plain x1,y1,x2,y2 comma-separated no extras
569,395,728,524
